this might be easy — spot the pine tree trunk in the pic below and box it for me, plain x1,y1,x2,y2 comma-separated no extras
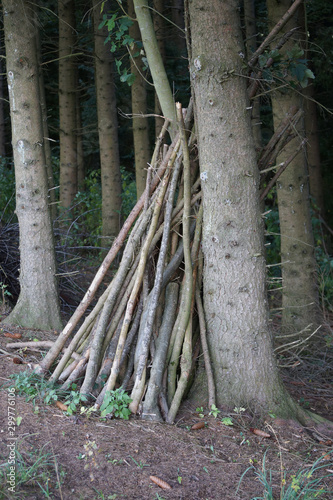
2,0,62,331
93,0,122,242
0,57,6,157
59,0,78,209
244,0,262,152
188,0,301,417
266,0,319,336
304,85,324,215
128,0,150,199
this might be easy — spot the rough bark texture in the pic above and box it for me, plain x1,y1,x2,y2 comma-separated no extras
304,85,324,215
2,0,62,331
188,0,299,417
266,0,319,336
244,0,262,152
93,0,122,241
128,0,151,199
0,57,6,157
59,0,78,209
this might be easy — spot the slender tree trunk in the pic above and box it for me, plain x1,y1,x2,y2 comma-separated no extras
76,82,85,191
2,0,62,331
92,0,122,243
133,0,177,138
244,0,262,152
188,0,303,418
128,0,150,199
153,0,166,138
0,57,7,157
266,0,319,336
59,0,78,209
36,29,57,221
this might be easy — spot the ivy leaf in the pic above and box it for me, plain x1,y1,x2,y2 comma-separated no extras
115,59,122,74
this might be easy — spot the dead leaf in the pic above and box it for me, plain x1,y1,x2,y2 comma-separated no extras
55,401,68,412
149,475,172,490
250,428,271,438
12,357,23,364
319,440,333,446
191,421,206,430
4,332,22,339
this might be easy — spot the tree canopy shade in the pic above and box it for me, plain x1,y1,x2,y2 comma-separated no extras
2,0,62,330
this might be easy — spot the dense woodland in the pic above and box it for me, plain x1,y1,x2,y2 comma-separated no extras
0,0,333,429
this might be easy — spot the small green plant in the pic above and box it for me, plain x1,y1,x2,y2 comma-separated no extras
0,441,65,499
92,488,118,500
7,370,57,405
0,282,12,302
209,404,220,418
221,417,233,426
237,451,333,499
177,467,182,484
7,371,90,417
100,388,132,420
129,456,149,469
196,406,205,418
63,384,88,415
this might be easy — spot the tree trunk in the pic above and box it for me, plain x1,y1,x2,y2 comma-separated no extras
153,0,166,138
304,87,324,215
188,0,302,417
128,0,150,199
244,0,262,152
59,0,78,209
0,57,7,157
36,29,57,221
2,0,62,331
133,0,177,138
93,0,122,242
266,0,319,336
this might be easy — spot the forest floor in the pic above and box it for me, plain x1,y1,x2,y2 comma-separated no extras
0,324,333,500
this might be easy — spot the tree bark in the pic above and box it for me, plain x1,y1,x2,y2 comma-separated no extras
128,0,151,199
133,0,177,137
93,0,122,241
188,0,302,417
2,0,62,331
59,0,78,209
244,0,262,152
266,0,319,336
304,88,324,215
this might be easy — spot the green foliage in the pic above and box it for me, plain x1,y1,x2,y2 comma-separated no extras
99,9,136,86
0,440,65,499
237,451,333,499
121,165,136,219
7,371,88,417
0,157,15,221
63,384,88,415
221,417,234,426
72,170,103,247
209,404,221,418
100,388,132,420
258,44,315,89
7,370,58,405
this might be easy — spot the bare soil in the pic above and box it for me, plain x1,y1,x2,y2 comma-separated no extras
0,326,333,500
